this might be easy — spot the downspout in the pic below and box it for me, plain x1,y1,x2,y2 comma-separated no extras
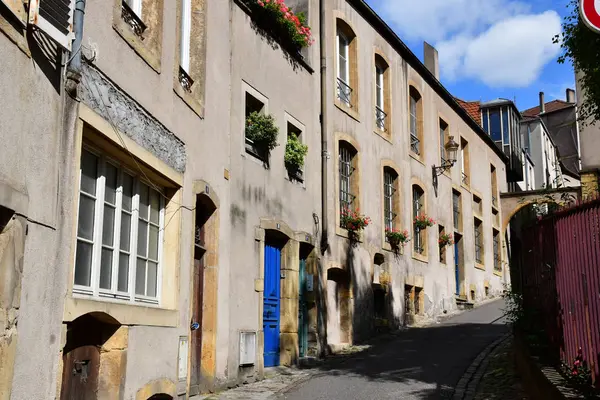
319,0,329,253
66,0,86,94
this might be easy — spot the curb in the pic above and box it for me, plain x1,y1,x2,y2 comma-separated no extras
452,333,511,400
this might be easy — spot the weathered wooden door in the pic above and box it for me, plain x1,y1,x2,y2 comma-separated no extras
298,258,308,358
454,242,460,295
263,244,281,367
189,244,205,396
60,345,100,400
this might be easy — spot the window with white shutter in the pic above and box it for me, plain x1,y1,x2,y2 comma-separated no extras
28,0,75,50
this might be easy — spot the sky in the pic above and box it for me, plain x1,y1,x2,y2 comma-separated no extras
364,0,576,111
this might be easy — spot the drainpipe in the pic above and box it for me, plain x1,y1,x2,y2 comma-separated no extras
319,0,329,253
66,0,86,95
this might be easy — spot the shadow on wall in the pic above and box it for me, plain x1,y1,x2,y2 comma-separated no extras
295,322,509,400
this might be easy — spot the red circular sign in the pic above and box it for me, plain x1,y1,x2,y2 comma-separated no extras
581,0,600,33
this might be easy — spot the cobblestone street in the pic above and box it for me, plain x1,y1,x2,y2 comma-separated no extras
194,299,514,400
473,338,529,400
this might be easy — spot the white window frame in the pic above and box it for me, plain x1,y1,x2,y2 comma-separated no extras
336,30,350,85
383,170,395,231
375,66,384,110
180,0,192,73
125,0,143,17
73,145,164,306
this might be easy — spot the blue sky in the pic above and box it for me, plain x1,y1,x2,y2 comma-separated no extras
364,0,576,111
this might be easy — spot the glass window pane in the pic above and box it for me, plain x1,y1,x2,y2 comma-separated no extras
118,253,129,292
105,163,118,204
99,249,113,289
77,195,95,240
120,213,131,251
482,111,488,133
136,258,146,295
502,108,510,144
102,205,115,246
147,261,158,298
150,190,160,224
122,174,133,212
149,225,159,260
80,150,98,195
339,55,347,83
139,183,149,220
490,109,502,142
74,241,93,286
137,221,148,257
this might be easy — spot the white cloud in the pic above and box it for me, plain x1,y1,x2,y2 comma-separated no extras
373,0,562,88
378,0,530,43
437,11,562,87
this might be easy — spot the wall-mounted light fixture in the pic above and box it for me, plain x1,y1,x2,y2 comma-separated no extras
432,136,459,196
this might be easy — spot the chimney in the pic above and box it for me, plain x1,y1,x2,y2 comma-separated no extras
424,42,439,80
539,92,545,114
566,88,576,103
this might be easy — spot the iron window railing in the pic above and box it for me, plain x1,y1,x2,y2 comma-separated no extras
339,146,356,225
493,232,501,271
121,0,147,37
492,195,498,208
474,222,483,264
375,106,387,131
410,134,420,155
384,172,396,232
337,78,353,107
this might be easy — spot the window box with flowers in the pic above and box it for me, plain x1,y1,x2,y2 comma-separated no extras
385,228,410,253
341,207,370,241
414,215,435,230
284,134,308,182
439,233,454,248
245,111,279,163
239,0,315,55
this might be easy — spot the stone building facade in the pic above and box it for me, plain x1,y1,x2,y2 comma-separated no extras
0,0,511,398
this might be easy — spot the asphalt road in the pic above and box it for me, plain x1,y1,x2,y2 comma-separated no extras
278,299,508,400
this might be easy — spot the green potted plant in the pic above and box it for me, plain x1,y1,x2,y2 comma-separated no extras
284,134,308,180
385,228,410,251
245,111,279,160
439,233,454,248
414,214,435,230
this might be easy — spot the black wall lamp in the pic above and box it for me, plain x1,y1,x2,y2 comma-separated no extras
432,136,459,196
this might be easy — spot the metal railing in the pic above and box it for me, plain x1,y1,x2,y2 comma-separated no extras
375,106,387,130
410,134,420,155
492,195,498,207
337,78,353,107
461,172,469,185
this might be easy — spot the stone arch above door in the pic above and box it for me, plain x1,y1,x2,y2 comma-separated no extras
135,378,176,400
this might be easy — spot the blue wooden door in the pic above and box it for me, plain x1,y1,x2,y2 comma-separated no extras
263,245,281,367
298,259,308,358
454,242,460,295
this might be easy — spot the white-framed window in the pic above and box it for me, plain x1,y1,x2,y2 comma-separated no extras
180,0,192,73
383,168,396,231
375,65,385,130
124,0,143,16
74,147,164,305
336,29,351,105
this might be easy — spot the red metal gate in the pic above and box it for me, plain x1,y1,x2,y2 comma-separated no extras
521,198,600,386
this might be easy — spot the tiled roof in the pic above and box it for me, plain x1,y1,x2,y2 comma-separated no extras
521,100,574,117
455,98,481,126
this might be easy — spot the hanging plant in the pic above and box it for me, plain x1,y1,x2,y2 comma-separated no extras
242,0,315,51
245,111,279,154
341,207,370,234
414,214,435,230
284,134,308,172
385,228,410,248
439,233,454,248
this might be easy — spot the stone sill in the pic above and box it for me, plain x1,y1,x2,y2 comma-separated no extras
334,100,361,122
409,152,425,166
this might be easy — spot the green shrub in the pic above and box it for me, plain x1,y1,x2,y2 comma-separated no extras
284,134,308,171
246,111,279,152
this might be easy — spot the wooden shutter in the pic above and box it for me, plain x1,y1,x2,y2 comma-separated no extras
28,0,75,50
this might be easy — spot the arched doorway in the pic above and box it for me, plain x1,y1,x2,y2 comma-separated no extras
326,268,351,346
190,186,219,396
148,395,172,400
60,313,120,400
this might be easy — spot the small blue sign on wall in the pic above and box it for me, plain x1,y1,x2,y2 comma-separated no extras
306,274,314,292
